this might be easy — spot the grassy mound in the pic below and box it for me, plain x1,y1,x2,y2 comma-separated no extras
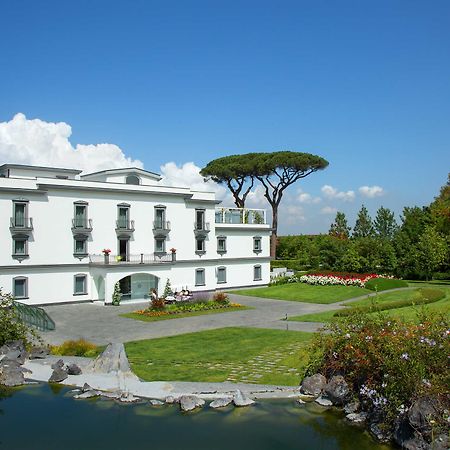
365,277,408,291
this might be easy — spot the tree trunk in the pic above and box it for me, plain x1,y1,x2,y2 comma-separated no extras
270,204,278,258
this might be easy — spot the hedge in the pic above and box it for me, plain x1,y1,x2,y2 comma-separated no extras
365,277,409,291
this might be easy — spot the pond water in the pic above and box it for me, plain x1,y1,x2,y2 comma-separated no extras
0,384,394,450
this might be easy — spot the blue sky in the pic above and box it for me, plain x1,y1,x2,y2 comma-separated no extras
1,0,449,234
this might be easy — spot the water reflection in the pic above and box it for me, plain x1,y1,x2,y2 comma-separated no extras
0,384,394,450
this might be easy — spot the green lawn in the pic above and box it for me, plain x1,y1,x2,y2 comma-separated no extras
229,283,371,304
125,327,313,386
121,305,250,322
290,287,449,323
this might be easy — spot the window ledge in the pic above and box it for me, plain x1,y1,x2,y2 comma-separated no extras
73,292,88,296
73,253,88,258
253,250,262,254
12,255,29,262
14,297,29,300
254,278,262,281
217,281,227,284
217,250,227,255
195,283,206,287
195,251,206,256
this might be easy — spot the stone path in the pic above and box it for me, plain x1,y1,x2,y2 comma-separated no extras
41,287,417,345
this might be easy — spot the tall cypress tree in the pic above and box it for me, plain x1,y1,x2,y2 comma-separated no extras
353,205,374,238
329,211,351,239
374,206,397,240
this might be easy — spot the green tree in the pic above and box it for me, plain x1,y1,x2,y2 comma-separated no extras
200,154,255,208
352,205,374,238
163,279,173,298
329,211,351,239
340,243,366,272
317,235,349,270
253,151,329,257
429,173,450,236
416,225,448,280
112,282,121,306
373,206,397,240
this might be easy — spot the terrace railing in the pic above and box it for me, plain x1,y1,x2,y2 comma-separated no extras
89,253,174,265
215,207,267,225
13,301,55,332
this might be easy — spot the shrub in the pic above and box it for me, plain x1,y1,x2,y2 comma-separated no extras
0,289,35,347
271,260,306,271
365,277,408,291
50,338,98,357
150,297,165,310
307,310,450,433
432,272,450,281
213,292,229,304
335,288,445,317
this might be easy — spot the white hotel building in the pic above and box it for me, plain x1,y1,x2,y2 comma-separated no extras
0,164,271,305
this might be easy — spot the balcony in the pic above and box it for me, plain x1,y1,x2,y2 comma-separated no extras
215,207,267,225
193,221,210,236
71,218,93,234
153,220,171,236
10,217,33,233
89,253,174,265
115,219,135,233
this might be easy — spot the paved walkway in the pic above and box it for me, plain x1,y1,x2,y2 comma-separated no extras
41,287,416,345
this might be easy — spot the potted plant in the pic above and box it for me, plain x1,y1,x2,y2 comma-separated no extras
102,248,111,264
170,248,176,262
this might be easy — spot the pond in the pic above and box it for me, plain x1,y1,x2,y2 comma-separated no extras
0,384,394,450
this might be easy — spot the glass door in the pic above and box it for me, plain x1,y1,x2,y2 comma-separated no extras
118,207,129,229
14,203,26,227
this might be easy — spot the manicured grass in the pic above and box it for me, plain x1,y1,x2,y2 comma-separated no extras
125,327,313,386
121,305,251,322
290,287,449,323
229,283,371,304
365,277,409,291
382,297,450,321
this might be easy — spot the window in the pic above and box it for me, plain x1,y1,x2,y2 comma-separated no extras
13,277,28,299
13,201,28,227
196,238,205,253
217,266,227,284
74,274,87,295
195,268,205,286
12,236,28,256
74,236,87,256
155,238,166,253
254,265,262,281
126,175,140,185
154,206,166,229
195,209,205,230
217,236,227,254
117,205,130,229
253,236,262,253
74,203,87,228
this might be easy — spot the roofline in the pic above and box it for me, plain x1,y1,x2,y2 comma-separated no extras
0,164,82,174
81,167,161,180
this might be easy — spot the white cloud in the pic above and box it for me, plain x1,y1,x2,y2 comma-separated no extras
283,205,306,225
0,113,143,173
321,206,338,215
297,188,321,204
359,185,385,198
321,184,355,202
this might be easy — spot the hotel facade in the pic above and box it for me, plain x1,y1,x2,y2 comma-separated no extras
0,164,271,305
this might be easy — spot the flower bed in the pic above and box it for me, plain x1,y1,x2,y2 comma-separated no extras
298,272,391,288
135,301,243,318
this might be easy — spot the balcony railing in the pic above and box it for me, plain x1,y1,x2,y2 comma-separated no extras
115,219,135,232
215,207,267,225
71,218,93,233
153,220,171,234
193,222,210,234
89,253,174,265
10,217,33,231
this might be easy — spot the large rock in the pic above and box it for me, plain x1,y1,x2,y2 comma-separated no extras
149,399,164,406
66,363,82,375
48,367,68,383
233,390,255,407
300,374,327,396
209,397,233,409
179,395,205,411
408,396,440,438
165,395,177,404
0,359,27,386
314,396,333,407
324,375,350,405
0,340,27,364
74,390,100,399
51,359,64,370
346,412,368,423
29,346,49,359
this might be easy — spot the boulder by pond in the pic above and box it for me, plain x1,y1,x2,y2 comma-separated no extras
0,359,29,386
314,396,333,407
66,363,82,375
0,340,28,364
300,373,326,396
324,375,350,405
179,395,205,412
233,390,255,407
209,397,233,409
48,366,68,383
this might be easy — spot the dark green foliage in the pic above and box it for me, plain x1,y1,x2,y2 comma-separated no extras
365,277,409,291
429,173,450,235
0,289,34,347
271,259,307,271
328,211,351,239
374,206,397,240
352,205,374,238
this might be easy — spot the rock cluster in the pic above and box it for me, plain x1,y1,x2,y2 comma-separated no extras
300,373,448,449
0,341,31,386
48,359,83,383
